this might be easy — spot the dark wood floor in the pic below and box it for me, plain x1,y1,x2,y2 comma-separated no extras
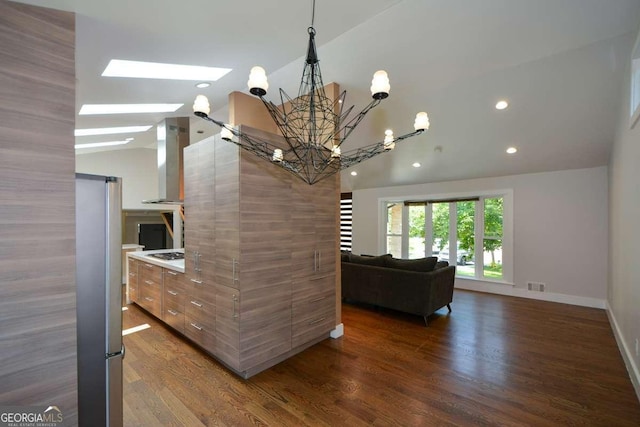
122,290,640,426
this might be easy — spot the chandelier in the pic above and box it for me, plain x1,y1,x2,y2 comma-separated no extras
193,0,429,185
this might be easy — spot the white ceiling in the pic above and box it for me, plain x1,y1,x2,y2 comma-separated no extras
13,0,640,190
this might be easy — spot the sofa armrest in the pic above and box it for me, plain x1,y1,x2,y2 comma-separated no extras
425,265,456,314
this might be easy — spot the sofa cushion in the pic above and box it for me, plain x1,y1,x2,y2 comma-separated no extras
435,260,449,269
385,256,438,272
341,251,352,262
349,253,391,267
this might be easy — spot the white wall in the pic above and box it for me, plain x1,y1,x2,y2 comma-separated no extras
352,166,608,307
76,148,176,211
608,36,640,398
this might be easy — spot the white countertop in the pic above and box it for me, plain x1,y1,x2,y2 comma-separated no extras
127,249,185,273
122,244,145,250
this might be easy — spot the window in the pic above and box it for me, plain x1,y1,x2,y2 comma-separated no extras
340,193,353,252
385,202,403,257
383,193,511,282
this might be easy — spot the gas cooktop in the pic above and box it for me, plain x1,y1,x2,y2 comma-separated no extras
149,252,184,261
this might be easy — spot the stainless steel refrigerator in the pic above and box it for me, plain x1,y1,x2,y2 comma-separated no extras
76,173,124,427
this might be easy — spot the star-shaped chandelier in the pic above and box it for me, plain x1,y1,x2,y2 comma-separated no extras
193,0,429,185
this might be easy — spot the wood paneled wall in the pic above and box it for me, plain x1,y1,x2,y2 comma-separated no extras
227,89,342,325
0,1,77,423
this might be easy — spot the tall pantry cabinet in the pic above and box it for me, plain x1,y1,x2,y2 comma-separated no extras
184,126,337,378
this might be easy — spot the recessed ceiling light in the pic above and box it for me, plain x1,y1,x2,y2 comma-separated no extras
79,104,183,115
412,162,421,168
102,59,232,81
506,147,517,154
350,171,357,176
74,140,131,149
495,100,509,110
74,125,152,136
195,82,211,89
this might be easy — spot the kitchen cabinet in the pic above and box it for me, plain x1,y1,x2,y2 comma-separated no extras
162,268,186,333
138,262,162,318
290,172,338,349
184,138,217,353
127,257,139,303
183,125,338,377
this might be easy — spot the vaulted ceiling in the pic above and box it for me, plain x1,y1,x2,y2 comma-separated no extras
14,0,640,190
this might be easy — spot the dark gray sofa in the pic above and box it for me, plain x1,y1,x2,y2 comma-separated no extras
341,253,455,325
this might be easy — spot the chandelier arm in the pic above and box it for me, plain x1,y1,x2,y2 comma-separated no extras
339,129,425,170
334,98,382,147
197,114,301,168
257,96,313,166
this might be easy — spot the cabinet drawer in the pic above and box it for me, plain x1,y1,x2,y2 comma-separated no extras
292,290,335,348
184,315,215,352
128,285,138,303
292,290,335,323
163,269,185,291
292,312,334,348
163,305,185,333
292,274,335,302
186,277,215,304
139,293,162,318
185,298,215,331
140,262,163,283
164,286,186,307
141,281,161,300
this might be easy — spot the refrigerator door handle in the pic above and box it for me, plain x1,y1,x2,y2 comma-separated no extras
106,344,125,359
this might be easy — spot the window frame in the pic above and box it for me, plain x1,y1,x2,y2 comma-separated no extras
379,189,513,284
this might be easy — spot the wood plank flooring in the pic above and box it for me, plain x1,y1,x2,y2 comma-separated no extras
122,290,640,426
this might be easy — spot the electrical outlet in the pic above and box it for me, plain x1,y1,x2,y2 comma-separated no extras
635,338,639,357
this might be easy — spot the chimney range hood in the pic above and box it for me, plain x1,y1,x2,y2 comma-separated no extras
142,117,189,204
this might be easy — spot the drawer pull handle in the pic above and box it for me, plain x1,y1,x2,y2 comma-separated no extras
128,272,135,276
166,270,177,276
310,296,326,303
232,294,238,319
144,297,154,302
190,300,203,308
144,263,154,268
144,280,153,285
190,323,203,331
167,309,178,316
167,290,178,296
308,317,326,326
190,279,203,284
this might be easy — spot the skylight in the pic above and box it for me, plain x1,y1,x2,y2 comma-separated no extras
102,59,232,81
75,125,152,136
79,104,183,115
75,140,131,149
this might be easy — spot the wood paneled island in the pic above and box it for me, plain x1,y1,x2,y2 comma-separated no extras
127,127,341,378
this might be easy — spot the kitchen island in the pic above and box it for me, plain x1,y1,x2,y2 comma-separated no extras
125,249,185,319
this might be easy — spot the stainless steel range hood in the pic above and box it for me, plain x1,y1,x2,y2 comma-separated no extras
142,117,189,204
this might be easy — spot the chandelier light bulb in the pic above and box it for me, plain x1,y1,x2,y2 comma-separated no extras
248,66,269,96
272,148,283,162
193,95,210,116
383,129,395,151
414,112,430,131
331,145,341,158
220,126,233,141
370,70,390,99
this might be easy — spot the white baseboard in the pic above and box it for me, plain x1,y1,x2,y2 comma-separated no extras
605,302,640,403
454,279,606,309
330,323,344,339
